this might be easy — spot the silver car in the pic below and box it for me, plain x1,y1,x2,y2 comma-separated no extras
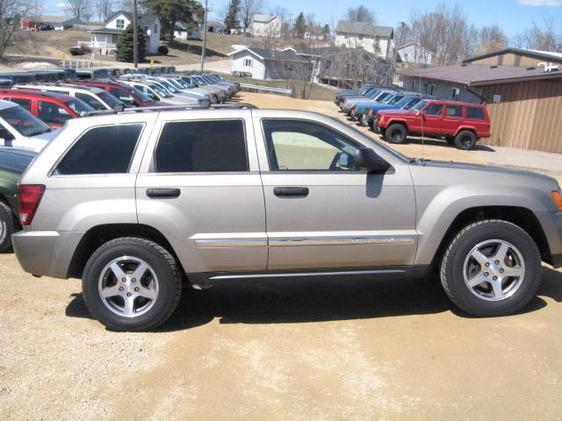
12,107,562,331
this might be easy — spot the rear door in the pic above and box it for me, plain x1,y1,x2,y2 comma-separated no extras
442,104,463,137
136,110,267,274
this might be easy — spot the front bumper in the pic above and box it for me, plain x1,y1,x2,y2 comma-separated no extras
12,230,83,279
537,211,562,268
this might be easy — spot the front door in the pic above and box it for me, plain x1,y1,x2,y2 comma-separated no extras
255,117,417,271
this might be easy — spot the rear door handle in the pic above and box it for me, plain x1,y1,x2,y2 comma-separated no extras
146,188,181,199
273,187,309,197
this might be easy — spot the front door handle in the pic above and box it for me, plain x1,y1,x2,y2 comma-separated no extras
146,188,181,199
274,187,309,197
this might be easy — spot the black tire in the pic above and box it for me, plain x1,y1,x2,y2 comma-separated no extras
445,137,455,146
440,220,541,317
454,130,477,150
385,123,407,143
82,237,182,331
0,201,17,253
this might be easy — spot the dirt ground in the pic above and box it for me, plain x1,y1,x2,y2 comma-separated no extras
1,93,562,420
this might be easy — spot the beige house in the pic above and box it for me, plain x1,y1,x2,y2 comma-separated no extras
334,20,393,58
250,15,283,38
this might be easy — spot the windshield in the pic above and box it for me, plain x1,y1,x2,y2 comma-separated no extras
193,76,207,85
166,79,184,90
367,89,380,98
0,105,51,137
375,92,390,101
149,83,172,98
396,96,416,107
412,100,428,112
344,121,409,163
201,75,215,84
97,91,123,108
389,95,405,105
403,97,422,109
66,98,94,116
130,86,153,102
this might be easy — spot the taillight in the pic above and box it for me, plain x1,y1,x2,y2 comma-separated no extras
18,184,45,225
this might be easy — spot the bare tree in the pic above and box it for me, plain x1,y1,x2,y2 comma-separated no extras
95,0,114,22
345,5,375,24
409,3,478,65
66,0,93,21
0,0,32,59
477,25,508,53
239,0,264,33
513,19,561,51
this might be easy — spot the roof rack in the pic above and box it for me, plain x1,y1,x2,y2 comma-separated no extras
84,102,257,117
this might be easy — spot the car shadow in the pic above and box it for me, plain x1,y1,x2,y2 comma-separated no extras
65,267,562,332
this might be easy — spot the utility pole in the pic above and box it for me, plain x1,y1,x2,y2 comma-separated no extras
133,0,139,69
200,0,208,71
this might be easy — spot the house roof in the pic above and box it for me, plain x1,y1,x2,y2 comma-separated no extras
463,48,562,65
335,21,393,38
399,63,562,86
228,47,313,63
252,14,279,23
105,10,158,26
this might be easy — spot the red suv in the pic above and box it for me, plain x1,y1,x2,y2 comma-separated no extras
376,99,491,150
0,89,94,128
70,80,158,107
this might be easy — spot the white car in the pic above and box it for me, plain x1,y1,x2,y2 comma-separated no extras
13,84,124,111
0,100,59,151
118,79,209,108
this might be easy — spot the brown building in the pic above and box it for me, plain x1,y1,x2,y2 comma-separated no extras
463,48,562,68
400,57,562,153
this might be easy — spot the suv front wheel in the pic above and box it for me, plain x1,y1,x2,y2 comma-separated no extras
82,237,182,331
385,123,407,144
440,220,542,317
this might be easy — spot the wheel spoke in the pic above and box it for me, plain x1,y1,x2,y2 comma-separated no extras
470,250,488,266
495,243,510,262
468,273,488,288
131,262,148,281
101,285,122,298
137,284,156,300
109,262,127,280
490,279,504,299
503,266,524,278
123,296,135,317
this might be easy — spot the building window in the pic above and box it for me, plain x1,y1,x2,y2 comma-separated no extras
451,88,460,99
411,81,416,91
153,23,158,33
426,84,435,96
244,58,253,67
116,19,125,29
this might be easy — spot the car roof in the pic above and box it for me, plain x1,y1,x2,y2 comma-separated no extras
425,99,483,107
0,99,18,110
0,89,75,102
16,83,105,94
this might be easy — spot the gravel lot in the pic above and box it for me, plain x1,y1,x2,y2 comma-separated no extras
1,93,561,420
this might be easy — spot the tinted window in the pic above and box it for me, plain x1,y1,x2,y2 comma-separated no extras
467,107,485,120
424,104,443,116
446,105,463,118
75,92,105,110
55,124,143,175
262,120,360,171
155,120,247,173
0,150,35,172
38,101,73,125
110,87,134,105
8,98,32,110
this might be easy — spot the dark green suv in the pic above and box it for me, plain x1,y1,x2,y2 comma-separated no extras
0,147,36,252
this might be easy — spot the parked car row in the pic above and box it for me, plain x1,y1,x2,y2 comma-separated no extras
0,69,241,152
335,83,492,150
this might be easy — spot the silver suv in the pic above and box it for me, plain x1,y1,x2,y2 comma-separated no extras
13,107,562,331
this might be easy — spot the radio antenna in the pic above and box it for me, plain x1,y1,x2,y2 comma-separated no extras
418,64,425,165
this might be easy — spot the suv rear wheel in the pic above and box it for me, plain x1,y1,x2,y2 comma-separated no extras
385,123,407,144
82,237,182,331
440,220,541,317
454,130,477,150
0,202,16,253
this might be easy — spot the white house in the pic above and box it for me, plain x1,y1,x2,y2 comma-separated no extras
396,42,434,66
229,47,320,81
334,20,393,58
88,11,161,55
250,15,283,38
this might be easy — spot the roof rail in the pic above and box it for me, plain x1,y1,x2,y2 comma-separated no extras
84,102,257,117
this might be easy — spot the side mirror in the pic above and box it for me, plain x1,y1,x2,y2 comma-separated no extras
354,148,390,174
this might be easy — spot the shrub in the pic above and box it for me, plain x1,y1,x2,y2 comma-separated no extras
158,45,169,56
116,23,146,62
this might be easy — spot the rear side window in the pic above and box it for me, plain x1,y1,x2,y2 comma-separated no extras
38,101,72,125
446,105,463,118
155,120,247,173
467,107,485,120
424,104,443,116
8,98,32,110
55,124,143,175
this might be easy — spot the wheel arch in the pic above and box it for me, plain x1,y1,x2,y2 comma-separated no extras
67,224,186,279
454,126,477,138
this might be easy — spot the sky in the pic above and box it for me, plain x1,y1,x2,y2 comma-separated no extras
43,0,562,38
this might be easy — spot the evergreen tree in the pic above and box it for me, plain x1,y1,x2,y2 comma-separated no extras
142,0,202,40
116,23,147,62
295,12,306,39
323,24,331,37
224,0,240,33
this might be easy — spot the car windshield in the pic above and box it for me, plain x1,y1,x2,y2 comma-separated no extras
97,91,123,108
412,100,428,112
396,96,417,107
193,77,207,85
156,79,178,92
149,83,172,98
389,95,405,105
66,98,94,116
130,86,153,102
0,149,35,172
404,97,422,109
167,79,184,90
367,89,380,98
375,92,390,101
0,105,51,137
